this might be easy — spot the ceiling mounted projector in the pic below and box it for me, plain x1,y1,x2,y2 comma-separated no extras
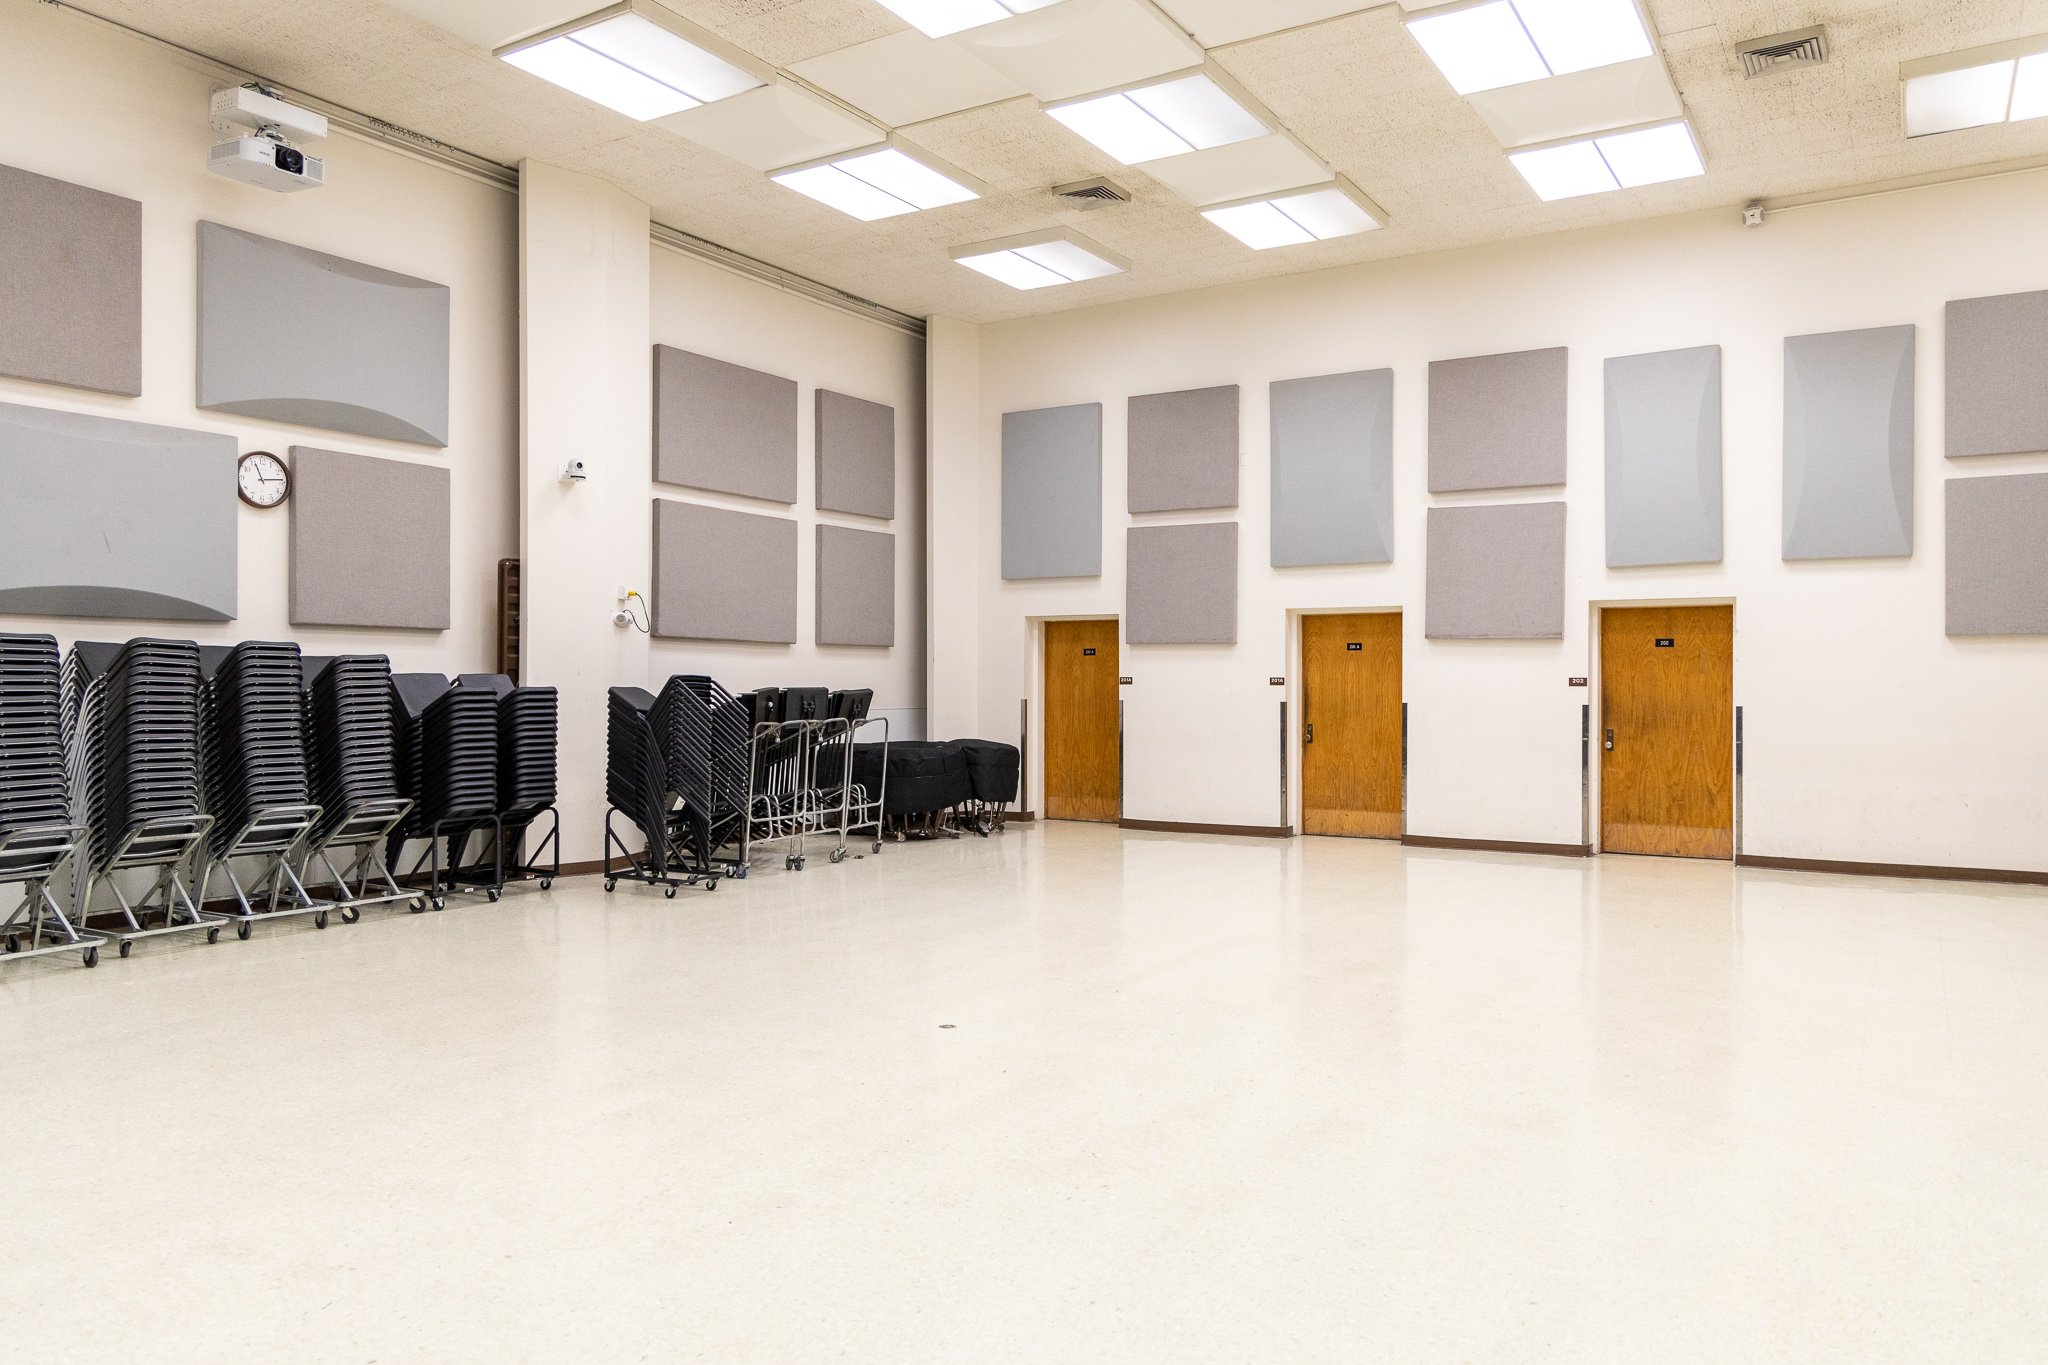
207,85,326,192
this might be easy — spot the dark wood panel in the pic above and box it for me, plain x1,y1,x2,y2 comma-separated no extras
1044,618,1121,823
1300,612,1402,838
1599,605,1733,859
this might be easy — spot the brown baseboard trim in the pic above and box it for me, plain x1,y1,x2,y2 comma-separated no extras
1007,810,1035,822
1736,854,2048,887
1401,834,1593,858
1118,818,1294,839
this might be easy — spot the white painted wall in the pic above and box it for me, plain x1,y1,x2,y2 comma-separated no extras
945,172,2048,872
644,243,927,743
0,4,518,675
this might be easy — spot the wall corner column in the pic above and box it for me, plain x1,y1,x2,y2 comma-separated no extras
925,314,983,740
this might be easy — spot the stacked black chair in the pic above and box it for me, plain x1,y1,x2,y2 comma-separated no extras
0,634,99,968
408,681,500,908
652,675,753,878
387,673,450,856
65,639,215,955
603,685,693,895
497,684,560,888
778,687,831,724
194,641,324,939
300,654,414,920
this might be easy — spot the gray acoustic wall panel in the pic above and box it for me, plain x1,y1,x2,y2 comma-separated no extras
1128,384,1239,513
816,524,895,646
1002,403,1102,580
815,389,895,519
1946,290,2048,457
197,222,450,447
289,446,451,630
0,401,235,621
1270,369,1393,567
1425,502,1566,640
1428,346,1567,492
1945,473,2048,635
653,345,799,502
0,163,142,396
651,499,798,643
1783,324,1915,560
1605,345,1722,568
1126,522,1238,645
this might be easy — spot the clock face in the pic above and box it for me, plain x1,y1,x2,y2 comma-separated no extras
237,451,290,508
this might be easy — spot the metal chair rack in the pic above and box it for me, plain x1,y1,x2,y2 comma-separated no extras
298,796,418,922
0,824,105,969
196,804,324,939
79,813,222,956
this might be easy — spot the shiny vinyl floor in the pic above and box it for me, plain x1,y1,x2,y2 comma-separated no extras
5,821,2047,1363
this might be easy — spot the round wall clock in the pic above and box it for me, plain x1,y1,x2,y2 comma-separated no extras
237,451,291,508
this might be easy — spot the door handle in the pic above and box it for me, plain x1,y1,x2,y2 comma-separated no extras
1605,728,1614,751
1304,723,1314,744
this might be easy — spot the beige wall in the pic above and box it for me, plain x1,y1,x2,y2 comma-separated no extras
935,172,2048,872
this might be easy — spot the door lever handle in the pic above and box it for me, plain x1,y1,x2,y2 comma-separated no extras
1604,728,1614,751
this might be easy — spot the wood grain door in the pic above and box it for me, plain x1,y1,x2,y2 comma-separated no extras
1301,612,1403,838
1600,605,1733,859
1044,619,1120,823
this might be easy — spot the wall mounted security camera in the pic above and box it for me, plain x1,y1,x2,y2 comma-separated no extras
559,460,588,482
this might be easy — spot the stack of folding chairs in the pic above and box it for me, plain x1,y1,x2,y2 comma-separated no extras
389,674,498,907
652,675,752,878
497,682,559,887
300,654,413,920
0,633,97,967
604,685,687,893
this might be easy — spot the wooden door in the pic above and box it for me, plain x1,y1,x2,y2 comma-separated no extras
1301,612,1403,838
1043,619,1120,822
1600,605,1733,859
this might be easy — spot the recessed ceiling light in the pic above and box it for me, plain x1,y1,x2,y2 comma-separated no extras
1046,72,1269,165
496,2,765,120
952,228,1129,290
1507,119,1703,200
1902,35,2048,136
772,143,984,221
1405,0,1652,95
1201,180,1385,249
873,0,1064,41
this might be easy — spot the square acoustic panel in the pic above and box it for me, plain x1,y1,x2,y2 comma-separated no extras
816,389,895,519
0,163,141,396
1270,369,1393,568
652,499,797,644
289,447,451,630
1428,347,1567,493
1002,403,1102,580
1605,345,1721,568
1126,522,1238,645
197,222,450,447
0,401,235,621
1129,384,1239,513
654,345,798,503
1945,473,2048,636
1784,325,1915,560
1946,290,2048,457
816,524,894,647
1425,502,1566,640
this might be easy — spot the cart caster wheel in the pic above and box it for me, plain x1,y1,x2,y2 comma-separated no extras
237,922,252,941
540,879,553,891
409,898,426,913
707,879,719,891
604,880,617,893
83,946,98,968
872,842,883,854
664,887,677,899
735,867,748,880
206,927,221,945
340,907,360,924
314,911,329,930
831,848,847,864
118,940,133,959
794,856,806,871
5,935,17,954
431,897,446,912
487,890,499,903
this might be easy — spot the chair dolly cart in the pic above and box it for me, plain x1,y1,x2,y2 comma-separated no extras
0,824,105,969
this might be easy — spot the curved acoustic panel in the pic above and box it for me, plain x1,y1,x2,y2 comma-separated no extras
1605,345,1721,568
1270,369,1392,568
1002,403,1102,580
1783,325,1914,560
0,401,236,621
0,163,141,396
197,222,450,447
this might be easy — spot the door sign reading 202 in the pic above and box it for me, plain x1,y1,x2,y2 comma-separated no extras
1655,638,1675,647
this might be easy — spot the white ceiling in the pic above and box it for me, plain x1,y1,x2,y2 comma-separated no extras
67,0,2048,324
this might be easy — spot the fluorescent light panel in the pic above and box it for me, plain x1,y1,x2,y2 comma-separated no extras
499,8,762,120
1047,73,1268,164
1903,49,2048,136
1202,185,1382,250
1405,0,1652,95
772,147,979,221
873,0,1064,40
1507,119,1703,200
953,234,1125,290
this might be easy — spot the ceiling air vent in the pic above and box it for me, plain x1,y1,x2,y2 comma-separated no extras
1053,176,1131,210
1738,25,1827,79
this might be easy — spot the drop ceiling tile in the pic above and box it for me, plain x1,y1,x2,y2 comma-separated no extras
789,28,1027,127
380,0,590,49
948,0,1203,102
1465,56,1685,148
654,78,884,171
1135,133,1330,206
1152,0,1373,47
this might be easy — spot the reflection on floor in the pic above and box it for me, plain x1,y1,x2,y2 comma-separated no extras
4,821,2044,1362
